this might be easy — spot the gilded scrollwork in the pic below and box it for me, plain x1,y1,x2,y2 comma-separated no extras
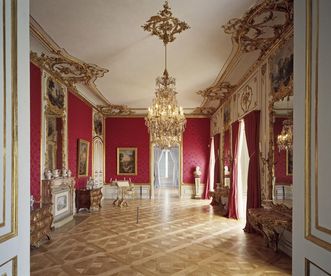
31,51,108,89
197,82,235,102
98,104,134,117
142,1,190,45
222,0,293,54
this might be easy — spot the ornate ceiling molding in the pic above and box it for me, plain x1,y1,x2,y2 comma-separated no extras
30,16,110,106
222,0,293,54
197,82,236,102
197,0,293,114
31,51,108,88
142,1,190,45
98,104,134,117
191,107,216,116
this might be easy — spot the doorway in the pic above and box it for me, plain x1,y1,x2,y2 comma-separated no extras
153,146,180,199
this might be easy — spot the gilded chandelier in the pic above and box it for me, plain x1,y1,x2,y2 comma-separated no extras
142,1,189,148
277,119,293,151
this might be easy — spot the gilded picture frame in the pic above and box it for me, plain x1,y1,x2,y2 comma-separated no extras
286,149,293,176
78,139,90,177
271,39,293,94
117,147,137,175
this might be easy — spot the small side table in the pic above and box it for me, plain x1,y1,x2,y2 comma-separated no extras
75,188,102,212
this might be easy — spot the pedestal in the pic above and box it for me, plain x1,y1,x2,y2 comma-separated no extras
194,177,201,199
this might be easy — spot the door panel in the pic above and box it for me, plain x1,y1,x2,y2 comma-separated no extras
293,0,331,274
0,0,30,274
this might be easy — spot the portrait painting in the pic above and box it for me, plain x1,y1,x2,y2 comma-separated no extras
271,39,293,93
117,148,137,175
46,76,65,109
78,139,90,177
286,149,293,176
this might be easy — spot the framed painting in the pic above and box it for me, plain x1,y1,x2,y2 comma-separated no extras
286,149,293,176
117,147,137,175
46,76,65,110
271,39,293,93
78,139,90,177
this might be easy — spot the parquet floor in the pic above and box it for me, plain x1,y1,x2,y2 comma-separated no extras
31,191,291,275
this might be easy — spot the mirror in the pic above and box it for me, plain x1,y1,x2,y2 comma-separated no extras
42,74,68,175
266,84,293,204
223,128,231,188
272,96,293,200
46,115,64,170
265,38,293,203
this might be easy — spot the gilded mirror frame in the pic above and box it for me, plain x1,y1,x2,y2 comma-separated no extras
41,72,68,176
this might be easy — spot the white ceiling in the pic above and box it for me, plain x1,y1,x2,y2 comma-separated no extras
30,0,256,110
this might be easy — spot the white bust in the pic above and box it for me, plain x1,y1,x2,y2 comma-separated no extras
194,166,202,178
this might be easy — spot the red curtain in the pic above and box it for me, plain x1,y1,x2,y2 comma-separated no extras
227,121,240,219
243,110,261,232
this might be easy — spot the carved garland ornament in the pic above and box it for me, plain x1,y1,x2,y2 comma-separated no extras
240,85,253,113
222,0,293,54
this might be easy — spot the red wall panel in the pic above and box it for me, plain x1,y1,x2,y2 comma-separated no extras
105,118,150,183
183,118,210,184
274,118,292,184
68,92,93,188
30,63,42,200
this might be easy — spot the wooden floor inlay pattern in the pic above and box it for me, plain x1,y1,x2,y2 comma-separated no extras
31,196,291,275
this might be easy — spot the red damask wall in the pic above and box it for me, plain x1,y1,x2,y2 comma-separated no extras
274,118,292,184
68,92,93,188
30,63,42,199
105,118,150,183
183,118,210,184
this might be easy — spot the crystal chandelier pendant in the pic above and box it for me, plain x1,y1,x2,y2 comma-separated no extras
142,1,190,149
146,70,186,148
